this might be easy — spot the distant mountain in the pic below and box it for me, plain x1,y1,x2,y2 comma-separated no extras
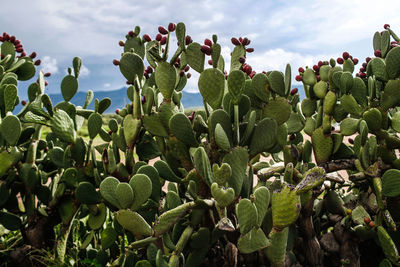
47,88,204,113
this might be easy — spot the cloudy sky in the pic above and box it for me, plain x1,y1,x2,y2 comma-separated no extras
2,0,400,97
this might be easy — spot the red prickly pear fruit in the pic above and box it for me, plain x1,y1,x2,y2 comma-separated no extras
108,130,112,135
158,26,168,35
239,37,243,43
160,36,167,45
289,134,296,141
231,37,240,46
186,73,191,79
360,67,365,72
225,74,228,80
316,75,321,82
362,62,367,68
45,81,49,86
204,38,212,47
44,147,49,152
143,34,151,42
356,73,360,77
16,48,23,53
360,73,366,78
184,65,190,72
21,100,26,106
249,71,256,78
368,221,375,228
146,66,153,73
242,37,250,45
179,70,185,77
337,57,344,64
116,109,121,114
331,126,335,131
0,54,4,60
349,55,353,60
14,40,20,45
113,59,120,66
313,65,319,71
366,57,371,63
174,62,180,68
384,24,390,29
364,217,371,224
208,59,213,65
185,35,192,44
141,95,146,104
34,59,41,66
29,52,37,59
128,30,134,37
374,50,382,57
246,48,254,53
161,48,165,52
119,41,124,46
20,52,26,57
318,61,323,67
290,88,298,95
14,44,22,49
348,138,354,144
144,72,149,79
10,36,15,43
168,23,176,32
295,75,302,81
239,56,246,64
352,58,358,64
298,67,305,73
44,72,51,77
155,34,162,41
200,45,212,55
342,52,349,60
4,34,9,41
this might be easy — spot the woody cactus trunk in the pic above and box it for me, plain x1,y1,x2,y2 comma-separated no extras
1,23,400,267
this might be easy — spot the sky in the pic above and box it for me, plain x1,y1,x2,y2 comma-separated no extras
2,0,400,98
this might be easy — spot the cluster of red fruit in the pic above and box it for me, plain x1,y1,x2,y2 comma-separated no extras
230,37,253,53
295,60,330,82
364,217,375,228
0,32,41,65
200,38,214,56
355,57,371,79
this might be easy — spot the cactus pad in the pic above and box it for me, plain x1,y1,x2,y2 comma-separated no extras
76,182,101,205
129,173,152,210
238,228,270,254
155,61,177,100
272,186,301,229
119,52,144,82
211,183,235,207
61,75,78,101
116,209,152,237
253,186,270,227
198,68,225,110
236,198,258,234
1,115,21,146
227,70,246,104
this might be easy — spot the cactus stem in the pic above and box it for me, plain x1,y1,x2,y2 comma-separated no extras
127,236,157,250
162,32,171,61
234,104,240,144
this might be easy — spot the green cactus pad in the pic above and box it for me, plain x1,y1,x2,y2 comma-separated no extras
313,81,328,98
61,75,78,102
238,227,270,254
119,52,144,82
377,226,399,265
382,169,400,197
324,190,344,215
101,227,117,250
166,191,181,210
116,209,152,237
382,80,400,110
351,205,371,225
198,68,225,110
272,186,301,229
363,108,382,132
169,113,197,147
209,109,233,146
236,198,258,234
87,113,102,139
124,37,145,59
301,98,317,117
185,42,205,73
268,71,286,96
176,22,186,50
340,94,362,116
129,173,152,211
136,165,161,202
391,112,400,132
4,84,17,113
1,115,21,146
212,163,232,186
253,186,270,227
295,167,325,194
193,146,214,186
88,203,107,230
340,118,359,136
265,227,289,265
123,115,141,148
153,160,181,183
386,47,400,79
324,91,337,115
190,227,210,249
369,57,388,81
72,57,82,77
76,182,101,205
155,61,177,100
50,109,76,143
351,77,368,107
115,182,134,209
214,123,231,151
340,71,354,93
154,202,194,236
251,73,269,102
227,70,246,104
303,68,317,86
0,211,22,231
211,183,235,207
142,114,168,137
263,97,291,125
230,45,246,72
223,147,248,195
312,128,333,164
99,176,121,209
98,98,111,114
249,117,278,156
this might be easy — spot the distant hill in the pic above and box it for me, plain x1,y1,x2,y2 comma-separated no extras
47,88,204,113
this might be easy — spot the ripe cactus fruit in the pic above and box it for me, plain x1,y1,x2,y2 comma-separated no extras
231,37,240,46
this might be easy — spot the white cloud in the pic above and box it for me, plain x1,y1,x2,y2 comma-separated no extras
80,65,90,77
103,83,111,88
41,56,58,74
